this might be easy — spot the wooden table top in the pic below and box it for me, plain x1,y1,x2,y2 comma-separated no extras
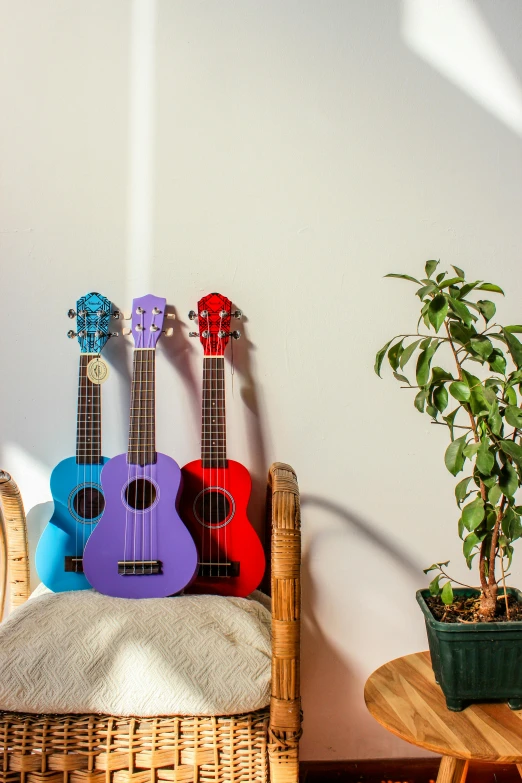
364,651,522,763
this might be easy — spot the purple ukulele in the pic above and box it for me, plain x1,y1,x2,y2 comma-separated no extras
83,295,198,598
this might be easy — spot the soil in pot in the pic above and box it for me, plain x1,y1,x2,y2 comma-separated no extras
426,593,522,623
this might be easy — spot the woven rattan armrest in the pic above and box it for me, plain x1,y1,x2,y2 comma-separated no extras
268,462,301,783
0,471,30,618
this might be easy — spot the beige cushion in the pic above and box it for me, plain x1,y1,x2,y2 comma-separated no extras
0,587,271,716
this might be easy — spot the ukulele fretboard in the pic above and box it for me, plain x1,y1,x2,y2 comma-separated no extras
128,349,156,465
76,354,102,464
201,356,227,468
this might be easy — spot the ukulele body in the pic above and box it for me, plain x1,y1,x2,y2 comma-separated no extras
180,459,265,597
83,452,198,598
36,456,108,593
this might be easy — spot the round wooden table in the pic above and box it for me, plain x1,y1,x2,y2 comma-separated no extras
365,651,522,783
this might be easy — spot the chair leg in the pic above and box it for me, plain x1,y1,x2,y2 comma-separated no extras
436,757,468,783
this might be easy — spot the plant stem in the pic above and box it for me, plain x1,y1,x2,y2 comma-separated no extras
444,320,496,617
500,547,510,620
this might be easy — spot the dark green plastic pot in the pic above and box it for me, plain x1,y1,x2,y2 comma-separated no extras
417,587,522,711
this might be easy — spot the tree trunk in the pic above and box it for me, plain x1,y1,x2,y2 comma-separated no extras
479,583,498,620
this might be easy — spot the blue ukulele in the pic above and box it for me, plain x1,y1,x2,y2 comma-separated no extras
35,293,114,592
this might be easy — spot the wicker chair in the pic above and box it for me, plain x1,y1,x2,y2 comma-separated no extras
0,463,301,783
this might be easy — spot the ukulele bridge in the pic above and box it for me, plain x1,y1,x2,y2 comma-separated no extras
64,556,84,573
198,561,240,578
118,560,163,575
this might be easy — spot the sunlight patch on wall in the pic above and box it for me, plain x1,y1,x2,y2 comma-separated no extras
126,0,157,300
402,0,522,137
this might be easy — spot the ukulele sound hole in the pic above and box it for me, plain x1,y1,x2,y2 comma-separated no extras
194,489,233,528
73,487,105,521
125,478,157,511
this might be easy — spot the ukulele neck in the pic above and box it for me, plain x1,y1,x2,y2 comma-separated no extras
128,349,156,465
76,355,102,465
201,356,227,468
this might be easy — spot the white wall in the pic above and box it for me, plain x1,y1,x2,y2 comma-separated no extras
1,0,522,761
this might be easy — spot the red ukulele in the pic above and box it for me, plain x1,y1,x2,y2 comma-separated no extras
180,293,266,597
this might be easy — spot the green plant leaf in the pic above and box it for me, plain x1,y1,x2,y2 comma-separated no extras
500,439,522,467
417,283,438,299
388,339,404,370
385,273,421,284
440,277,464,289
393,371,410,384
463,442,480,458
425,260,439,278
428,294,449,333
476,438,495,475
433,385,449,412
429,574,442,597
375,339,393,377
414,389,427,412
506,386,518,406
436,272,446,284
505,405,522,428
448,297,473,328
488,483,502,505
445,435,467,476
499,461,518,497
399,338,422,368
477,283,505,295
431,366,454,383
470,335,493,360
459,281,481,298
488,350,506,374
426,404,438,418
488,400,503,436
462,496,485,531
416,341,440,386
449,380,470,402
452,265,465,278
477,300,496,323
463,370,490,415
505,325,522,333
504,330,522,368
441,581,454,605
449,321,473,346
455,476,473,506
463,532,480,559
443,407,460,440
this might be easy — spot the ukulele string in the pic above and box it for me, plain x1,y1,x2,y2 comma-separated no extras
125,304,138,574
216,305,227,570
203,304,210,576
147,312,154,574
221,302,226,569
134,310,145,574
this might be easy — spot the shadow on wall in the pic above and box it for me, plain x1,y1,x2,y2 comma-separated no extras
232,317,269,532
299,495,431,760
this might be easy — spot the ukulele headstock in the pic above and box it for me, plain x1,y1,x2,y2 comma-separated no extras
130,294,167,349
190,293,241,356
68,292,112,354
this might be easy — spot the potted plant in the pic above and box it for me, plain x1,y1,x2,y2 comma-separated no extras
376,260,522,711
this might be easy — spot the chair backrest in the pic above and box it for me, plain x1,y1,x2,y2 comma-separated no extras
0,471,30,620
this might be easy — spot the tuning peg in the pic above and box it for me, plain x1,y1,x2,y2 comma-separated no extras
231,330,241,340
67,330,77,339
166,313,176,320
232,310,242,320
189,332,199,338
188,310,197,321
110,332,119,337
122,327,132,336
68,309,76,319
163,328,174,337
